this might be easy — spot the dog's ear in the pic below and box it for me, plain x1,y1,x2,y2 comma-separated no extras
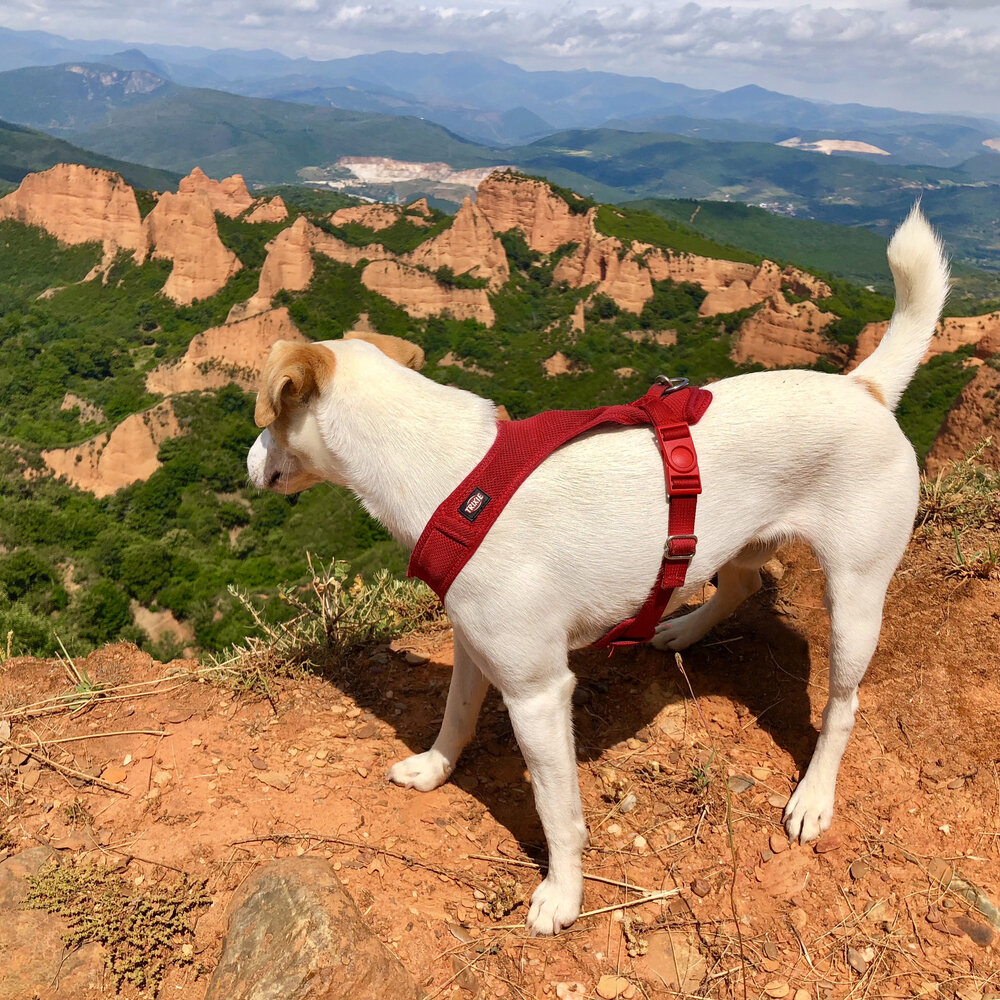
343,330,425,371
254,341,335,428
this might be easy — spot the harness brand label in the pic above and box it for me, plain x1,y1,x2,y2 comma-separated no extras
459,488,491,523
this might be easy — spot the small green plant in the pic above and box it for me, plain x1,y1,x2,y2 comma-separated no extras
689,749,716,792
211,554,445,688
23,857,210,995
949,528,1000,580
919,439,1000,529
62,798,94,829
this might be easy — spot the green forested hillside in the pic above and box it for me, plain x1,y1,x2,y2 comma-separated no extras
0,118,180,189
0,180,982,661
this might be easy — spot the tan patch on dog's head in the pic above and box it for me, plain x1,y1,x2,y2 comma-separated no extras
254,340,335,428
343,330,425,371
858,377,887,408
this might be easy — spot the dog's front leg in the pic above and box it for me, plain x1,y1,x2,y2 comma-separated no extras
388,630,490,792
503,669,587,936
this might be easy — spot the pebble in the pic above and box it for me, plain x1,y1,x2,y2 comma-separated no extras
152,770,172,786
763,941,780,960
607,823,622,836
769,833,789,854
618,793,637,814
555,985,587,1000
596,974,630,999
101,765,127,784
632,835,647,851
727,775,754,794
768,793,789,808
814,834,843,854
847,947,868,974
691,878,711,897
764,981,789,998
849,859,870,880
752,766,772,781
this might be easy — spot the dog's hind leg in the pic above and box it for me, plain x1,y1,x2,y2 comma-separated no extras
387,629,490,792
651,541,775,651
783,559,895,842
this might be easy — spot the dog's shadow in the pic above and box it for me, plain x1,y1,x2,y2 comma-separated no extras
318,575,822,860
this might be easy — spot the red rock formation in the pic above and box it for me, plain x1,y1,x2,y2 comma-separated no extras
405,197,433,220
330,204,403,231
0,163,144,255
476,171,591,253
542,351,590,377
731,294,842,368
228,217,384,321
405,196,509,290
852,310,1000,369
146,307,308,395
142,189,242,304
554,226,653,315
42,401,182,497
246,197,288,223
924,365,1000,476
178,166,253,217
361,260,494,325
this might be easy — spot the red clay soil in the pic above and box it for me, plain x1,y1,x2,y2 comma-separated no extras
1,529,998,1000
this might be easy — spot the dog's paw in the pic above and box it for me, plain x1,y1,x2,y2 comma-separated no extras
783,781,834,843
387,749,452,792
525,877,583,937
651,612,704,652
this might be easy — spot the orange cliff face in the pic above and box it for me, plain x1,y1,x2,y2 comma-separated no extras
925,364,1000,477
41,402,183,498
143,188,243,305
178,166,254,217
405,196,509,291
146,307,308,395
851,310,1000,369
476,171,591,253
361,260,495,325
0,163,145,255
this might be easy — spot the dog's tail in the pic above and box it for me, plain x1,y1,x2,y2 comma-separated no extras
849,205,950,411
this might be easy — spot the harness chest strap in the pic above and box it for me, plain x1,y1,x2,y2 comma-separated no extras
407,383,712,650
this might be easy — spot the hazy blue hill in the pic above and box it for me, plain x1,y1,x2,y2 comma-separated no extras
0,117,180,189
0,63,178,134
68,88,496,183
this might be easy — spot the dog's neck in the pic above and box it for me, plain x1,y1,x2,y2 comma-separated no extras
326,363,498,549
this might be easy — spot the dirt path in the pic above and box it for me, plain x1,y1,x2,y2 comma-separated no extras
1,532,998,999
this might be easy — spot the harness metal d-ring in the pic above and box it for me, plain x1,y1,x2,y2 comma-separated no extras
654,375,690,396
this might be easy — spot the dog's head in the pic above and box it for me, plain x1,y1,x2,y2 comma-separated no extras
246,332,423,494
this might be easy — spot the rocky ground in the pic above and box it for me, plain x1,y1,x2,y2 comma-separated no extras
1,526,998,1000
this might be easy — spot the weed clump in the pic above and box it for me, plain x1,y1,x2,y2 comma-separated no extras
919,440,1000,529
23,857,210,995
212,554,445,692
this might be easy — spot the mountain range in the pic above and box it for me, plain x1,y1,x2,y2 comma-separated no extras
0,24,997,273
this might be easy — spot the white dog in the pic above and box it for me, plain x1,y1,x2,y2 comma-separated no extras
247,207,948,936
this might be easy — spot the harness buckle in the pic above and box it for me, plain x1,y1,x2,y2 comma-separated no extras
654,375,690,396
665,534,697,561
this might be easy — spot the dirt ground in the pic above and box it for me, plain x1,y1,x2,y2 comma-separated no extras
1,528,999,1000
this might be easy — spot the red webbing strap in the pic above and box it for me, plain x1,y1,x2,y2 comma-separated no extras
407,384,712,648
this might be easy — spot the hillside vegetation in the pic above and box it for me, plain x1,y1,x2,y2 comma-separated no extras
0,166,992,664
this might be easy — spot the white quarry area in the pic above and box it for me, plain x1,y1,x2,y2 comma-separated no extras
777,137,891,156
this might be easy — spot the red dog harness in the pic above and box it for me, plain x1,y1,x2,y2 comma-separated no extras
408,378,712,650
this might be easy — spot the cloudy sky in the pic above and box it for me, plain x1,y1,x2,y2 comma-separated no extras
3,0,1000,118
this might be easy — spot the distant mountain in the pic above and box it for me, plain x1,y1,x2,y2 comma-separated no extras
67,87,496,183
0,63,178,134
0,116,179,189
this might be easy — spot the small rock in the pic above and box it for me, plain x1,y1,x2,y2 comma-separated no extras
690,878,711,897
607,823,622,836
101,765,127,784
764,980,790,998
618,793,637,814
794,991,811,1000
769,833,788,854
847,947,868,974
204,858,420,1000
632,835,647,851
768,793,789,808
849,859,870,880
152,770,172,786
555,983,587,1000
727,775,754,794
763,941,779,960
814,834,843,854
249,755,267,770
752,766,772,781
404,651,429,665
954,915,995,947
258,771,291,790
596,974,630,999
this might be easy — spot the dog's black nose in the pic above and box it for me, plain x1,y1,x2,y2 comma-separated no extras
267,469,282,487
